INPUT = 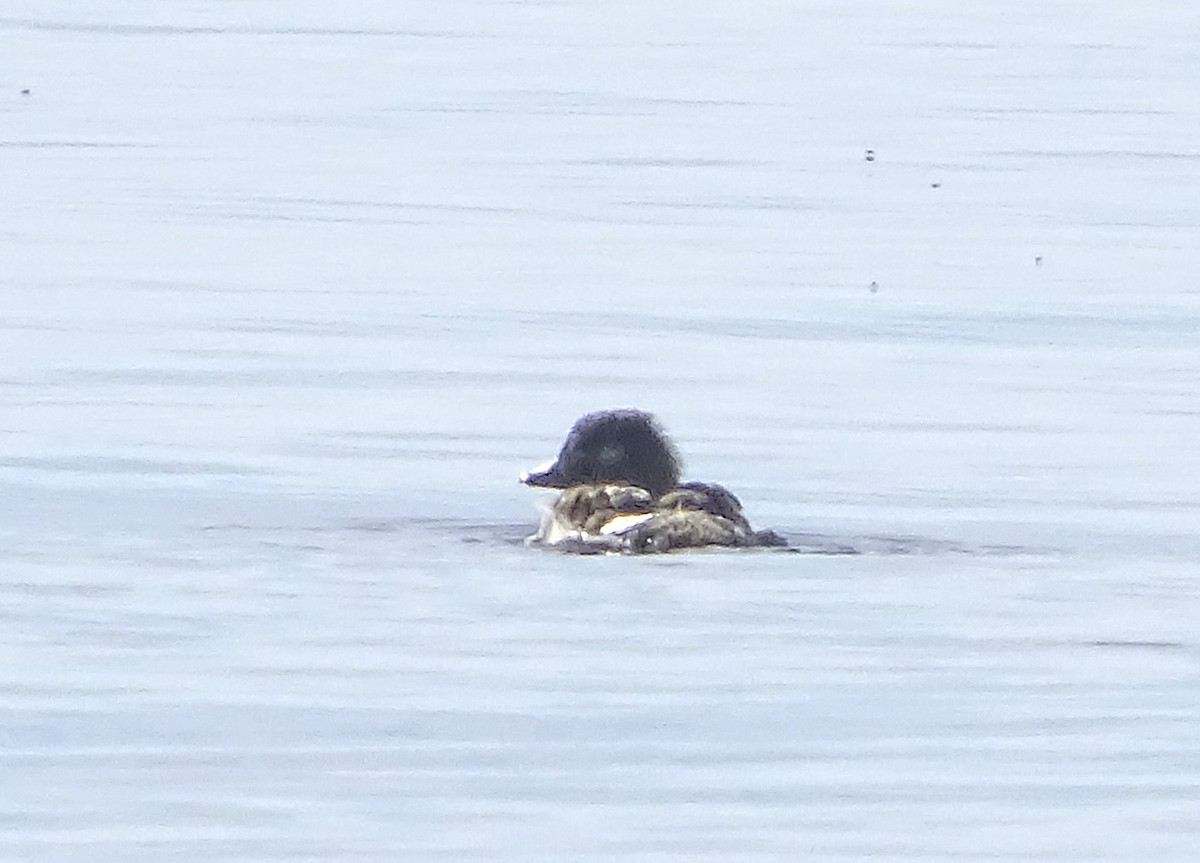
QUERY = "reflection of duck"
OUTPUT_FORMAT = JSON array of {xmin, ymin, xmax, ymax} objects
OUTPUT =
[{"xmin": 520, "ymin": 409, "xmax": 786, "ymax": 553}]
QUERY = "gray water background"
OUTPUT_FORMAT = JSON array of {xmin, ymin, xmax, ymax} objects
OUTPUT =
[{"xmin": 3, "ymin": 2, "xmax": 1199, "ymax": 860}]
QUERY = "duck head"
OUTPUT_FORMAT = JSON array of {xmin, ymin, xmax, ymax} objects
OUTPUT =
[{"xmin": 520, "ymin": 409, "xmax": 682, "ymax": 498}]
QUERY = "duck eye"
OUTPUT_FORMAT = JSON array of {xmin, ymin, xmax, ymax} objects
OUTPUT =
[{"xmin": 597, "ymin": 444, "xmax": 624, "ymax": 465}]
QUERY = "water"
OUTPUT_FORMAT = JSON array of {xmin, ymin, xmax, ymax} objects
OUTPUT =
[{"xmin": 3, "ymin": 2, "xmax": 1199, "ymax": 860}]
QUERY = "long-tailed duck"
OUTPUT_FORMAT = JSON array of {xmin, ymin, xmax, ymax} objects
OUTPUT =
[{"xmin": 521, "ymin": 409, "xmax": 786, "ymax": 553}]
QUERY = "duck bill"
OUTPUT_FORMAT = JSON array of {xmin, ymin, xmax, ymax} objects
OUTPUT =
[{"xmin": 519, "ymin": 461, "xmax": 566, "ymax": 488}]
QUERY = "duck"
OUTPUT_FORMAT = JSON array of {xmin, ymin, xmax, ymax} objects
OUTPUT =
[{"xmin": 520, "ymin": 409, "xmax": 786, "ymax": 553}]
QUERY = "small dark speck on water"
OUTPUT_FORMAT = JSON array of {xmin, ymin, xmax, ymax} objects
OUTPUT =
[{"xmin": 864, "ymin": 149, "xmax": 876, "ymax": 162}]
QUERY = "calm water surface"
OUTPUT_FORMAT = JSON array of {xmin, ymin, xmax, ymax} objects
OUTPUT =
[{"xmin": 3, "ymin": 2, "xmax": 1199, "ymax": 860}]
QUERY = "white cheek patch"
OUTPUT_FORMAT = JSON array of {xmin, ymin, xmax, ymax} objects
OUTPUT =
[
  {"xmin": 599, "ymin": 513, "xmax": 654, "ymax": 536},
  {"xmin": 597, "ymin": 444, "xmax": 624, "ymax": 466}
]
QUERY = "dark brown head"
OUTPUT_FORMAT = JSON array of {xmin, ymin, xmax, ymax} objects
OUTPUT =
[{"xmin": 520, "ymin": 409, "xmax": 682, "ymax": 498}]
